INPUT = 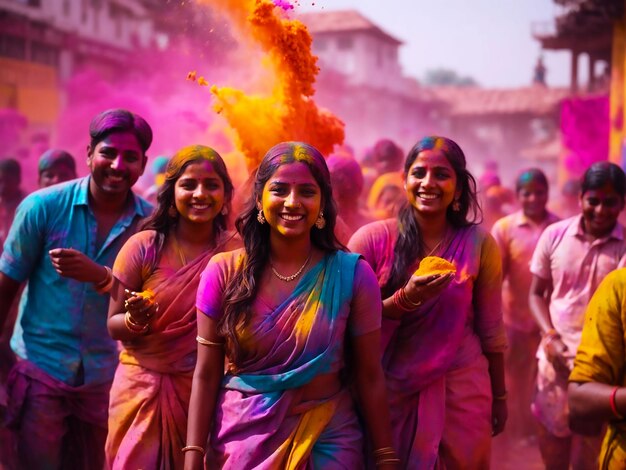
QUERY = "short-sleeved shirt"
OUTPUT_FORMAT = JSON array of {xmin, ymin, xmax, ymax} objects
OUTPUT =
[
  {"xmin": 0, "ymin": 176, "xmax": 152, "ymax": 386},
  {"xmin": 196, "ymin": 249, "xmax": 381, "ymax": 372},
  {"xmin": 530, "ymin": 214, "xmax": 626, "ymax": 358},
  {"xmin": 491, "ymin": 210, "xmax": 560, "ymax": 332}
]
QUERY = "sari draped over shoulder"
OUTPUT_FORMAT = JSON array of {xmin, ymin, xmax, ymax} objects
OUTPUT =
[
  {"xmin": 210, "ymin": 251, "xmax": 364, "ymax": 469},
  {"xmin": 350, "ymin": 221, "xmax": 505, "ymax": 469},
  {"xmin": 106, "ymin": 233, "xmax": 228, "ymax": 470}
]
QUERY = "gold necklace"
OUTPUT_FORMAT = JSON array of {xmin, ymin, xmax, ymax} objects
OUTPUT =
[
  {"xmin": 170, "ymin": 234, "xmax": 187, "ymax": 266},
  {"xmin": 270, "ymin": 253, "xmax": 312, "ymax": 282},
  {"xmin": 421, "ymin": 228, "xmax": 449, "ymax": 257}
]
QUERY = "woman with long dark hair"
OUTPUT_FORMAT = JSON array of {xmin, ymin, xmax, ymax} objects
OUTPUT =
[
  {"xmin": 349, "ymin": 136, "xmax": 507, "ymax": 469},
  {"xmin": 105, "ymin": 145, "xmax": 238, "ymax": 469},
  {"xmin": 185, "ymin": 142, "xmax": 396, "ymax": 469}
]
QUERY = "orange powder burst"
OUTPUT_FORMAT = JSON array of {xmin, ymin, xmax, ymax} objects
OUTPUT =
[{"xmin": 198, "ymin": 0, "xmax": 344, "ymax": 170}]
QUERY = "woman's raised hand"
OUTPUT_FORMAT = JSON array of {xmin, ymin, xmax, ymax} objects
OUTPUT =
[
  {"xmin": 403, "ymin": 271, "xmax": 455, "ymax": 306},
  {"xmin": 124, "ymin": 289, "xmax": 159, "ymax": 325}
]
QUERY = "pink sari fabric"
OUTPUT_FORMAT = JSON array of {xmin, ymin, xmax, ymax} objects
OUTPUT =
[
  {"xmin": 105, "ymin": 231, "xmax": 237, "ymax": 470},
  {"xmin": 349, "ymin": 220, "xmax": 505, "ymax": 468}
]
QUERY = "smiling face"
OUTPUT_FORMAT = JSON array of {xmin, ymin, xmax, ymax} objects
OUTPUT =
[
  {"xmin": 405, "ymin": 149, "xmax": 459, "ymax": 218},
  {"xmin": 87, "ymin": 131, "xmax": 146, "ymax": 196},
  {"xmin": 580, "ymin": 183, "xmax": 625, "ymax": 238},
  {"xmin": 173, "ymin": 160, "xmax": 226, "ymax": 226},
  {"xmin": 259, "ymin": 162, "xmax": 322, "ymax": 240},
  {"xmin": 517, "ymin": 179, "xmax": 548, "ymax": 221}
]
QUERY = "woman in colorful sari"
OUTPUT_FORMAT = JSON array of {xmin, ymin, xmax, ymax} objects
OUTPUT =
[
  {"xmin": 105, "ymin": 145, "xmax": 239, "ymax": 469},
  {"xmin": 185, "ymin": 142, "xmax": 397, "ymax": 469},
  {"xmin": 349, "ymin": 136, "xmax": 507, "ymax": 469}
]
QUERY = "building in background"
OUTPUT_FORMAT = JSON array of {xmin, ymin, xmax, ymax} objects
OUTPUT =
[
  {"xmin": 533, "ymin": 0, "xmax": 624, "ymax": 180},
  {"xmin": 298, "ymin": 9, "xmax": 445, "ymax": 157},
  {"xmin": 0, "ymin": 0, "xmax": 166, "ymax": 172},
  {"xmin": 431, "ymin": 86, "xmax": 570, "ymax": 182}
]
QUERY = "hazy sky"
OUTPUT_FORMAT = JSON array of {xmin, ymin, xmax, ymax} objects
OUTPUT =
[{"xmin": 299, "ymin": 0, "xmax": 577, "ymax": 88}]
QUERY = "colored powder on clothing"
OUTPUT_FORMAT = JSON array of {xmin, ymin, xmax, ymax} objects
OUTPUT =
[{"xmin": 198, "ymin": 0, "xmax": 344, "ymax": 170}]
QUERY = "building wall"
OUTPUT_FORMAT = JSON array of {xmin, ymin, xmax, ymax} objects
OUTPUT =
[
  {"xmin": 311, "ymin": 30, "xmax": 403, "ymax": 92},
  {"xmin": 0, "ymin": 0, "xmax": 157, "ymax": 128}
]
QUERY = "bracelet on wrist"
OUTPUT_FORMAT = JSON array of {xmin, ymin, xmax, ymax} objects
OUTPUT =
[
  {"xmin": 392, "ymin": 288, "xmax": 422, "ymax": 312},
  {"xmin": 94, "ymin": 266, "xmax": 114, "ymax": 294},
  {"xmin": 493, "ymin": 391, "xmax": 507, "ymax": 401},
  {"xmin": 610, "ymin": 386, "xmax": 624, "ymax": 420},
  {"xmin": 124, "ymin": 311, "xmax": 149, "ymax": 334},
  {"xmin": 373, "ymin": 447, "xmax": 400, "ymax": 467},
  {"xmin": 181, "ymin": 445, "xmax": 205, "ymax": 455}
]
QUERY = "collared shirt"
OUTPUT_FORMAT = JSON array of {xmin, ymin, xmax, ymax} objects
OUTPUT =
[
  {"xmin": 491, "ymin": 210, "xmax": 560, "ymax": 332},
  {"xmin": 530, "ymin": 214, "xmax": 626, "ymax": 358},
  {"xmin": 0, "ymin": 176, "xmax": 152, "ymax": 386}
]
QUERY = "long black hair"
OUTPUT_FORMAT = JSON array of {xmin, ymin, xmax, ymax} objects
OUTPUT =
[
  {"xmin": 218, "ymin": 141, "xmax": 343, "ymax": 367},
  {"xmin": 382, "ymin": 136, "xmax": 481, "ymax": 297},
  {"xmin": 140, "ymin": 145, "xmax": 234, "ymax": 240}
]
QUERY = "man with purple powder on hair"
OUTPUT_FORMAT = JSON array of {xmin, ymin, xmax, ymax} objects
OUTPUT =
[{"xmin": 0, "ymin": 109, "xmax": 153, "ymax": 469}]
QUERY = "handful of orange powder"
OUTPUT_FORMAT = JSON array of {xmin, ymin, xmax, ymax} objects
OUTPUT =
[{"xmin": 414, "ymin": 256, "xmax": 456, "ymax": 277}]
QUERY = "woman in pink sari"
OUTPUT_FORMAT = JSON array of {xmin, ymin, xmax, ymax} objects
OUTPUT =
[
  {"xmin": 185, "ymin": 142, "xmax": 397, "ymax": 469},
  {"xmin": 105, "ymin": 145, "xmax": 239, "ymax": 469},
  {"xmin": 349, "ymin": 136, "xmax": 507, "ymax": 469}
]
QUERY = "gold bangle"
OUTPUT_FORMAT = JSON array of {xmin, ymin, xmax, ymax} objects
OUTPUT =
[
  {"xmin": 373, "ymin": 447, "xmax": 396, "ymax": 456},
  {"xmin": 196, "ymin": 335, "xmax": 225, "ymax": 347},
  {"xmin": 181, "ymin": 445, "xmax": 205, "ymax": 455},
  {"xmin": 376, "ymin": 458, "xmax": 401, "ymax": 466},
  {"xmin": 493, "ymin": 391, "xmax": 507, "ymax": 401},
  {"xmin": 124, "ymin": 311, "xmax": 149, "ymax": 334},
  {"xmin": 126, "ymin": 311, "xmax": 149, "ymax": 327},
  {"xmin": 94, "ymin": 266, "xmax": 114, "ymax": 294}
]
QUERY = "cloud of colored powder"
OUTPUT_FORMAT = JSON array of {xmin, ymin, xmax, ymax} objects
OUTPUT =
[{"xmin": 197, "ymin": 0, "xmax": 344, "ymax": 170}]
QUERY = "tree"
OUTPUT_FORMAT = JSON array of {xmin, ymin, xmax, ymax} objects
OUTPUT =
[{"xmin": 423, "ymin": 68, "xmax": 479, "ymax": 87}]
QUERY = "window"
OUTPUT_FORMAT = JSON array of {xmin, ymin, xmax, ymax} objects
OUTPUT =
[
  {"xmin": 110, "ymin": 5, "xmax": 122, "ymax": 37},
  {"xmin": 315, "ymin": 38, "xmax": 327, "ymax": 51},
  {"xmin": 32, "ymin": 42, "xmax": 59, "ymax": 66},
  {"xmin": 0, "ymin": 34, "xmax": 26, "ymax": 60},
  {"xmin": 337, "ymin": 36, "xmax": 353, "ymax": 50}
]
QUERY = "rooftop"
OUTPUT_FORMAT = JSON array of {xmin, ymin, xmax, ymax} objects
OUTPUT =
[
  {"xmin": 431, "ymin": 86, "xmax": 571, "ymax": 117},
  {"xmin": 297, "ymin": 10, "xmax": 403, "ymax": 45}
]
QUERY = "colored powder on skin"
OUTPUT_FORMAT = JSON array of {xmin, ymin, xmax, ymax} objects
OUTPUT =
[{"xmin": 198, "ymin": 0, "xmax": 344, "ymax": 170}]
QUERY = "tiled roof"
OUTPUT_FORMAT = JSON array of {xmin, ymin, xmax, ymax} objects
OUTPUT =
[
  {"xmin": 297, "ymin": 10, "xmax": 403, "ymax": 45},
  {"xmin": 430, "ymin": 85, "xmax": 571, "ymax": 116}
]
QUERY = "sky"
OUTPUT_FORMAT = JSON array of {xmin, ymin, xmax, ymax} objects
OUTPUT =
[{"xmin": 298, "ymin": 0, "xmax": 578, "ymax": 88}]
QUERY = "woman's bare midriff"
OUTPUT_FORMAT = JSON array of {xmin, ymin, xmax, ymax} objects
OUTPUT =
[{"xmin": 299, "ymin": 371, "xmax": 342, "ymax": 401}]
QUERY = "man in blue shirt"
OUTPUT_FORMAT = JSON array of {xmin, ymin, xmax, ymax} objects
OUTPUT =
[{"xmin": 0, "ymin": 109, "xmax": 153, "ymax": 469}]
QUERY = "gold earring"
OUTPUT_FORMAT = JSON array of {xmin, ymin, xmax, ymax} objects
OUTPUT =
[
  {"xmin": 221, "ymin": 206, "xmax": 228, "ymax": 216},
  {"xmin": 452, "ymin": 199, "xmax": 461, "ymax": 212},
  {"xmin": 257, "ymin": 209, "xmax": 266, "ymax": 224},
  {"xmin": 315, "ymin": 211, "xmax": 326, "ymax": 229}
]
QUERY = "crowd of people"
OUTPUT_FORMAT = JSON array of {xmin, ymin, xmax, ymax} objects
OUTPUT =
[{"xmin": 0, "ymin": 108, "xmax": 625, "ymax": 470}]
